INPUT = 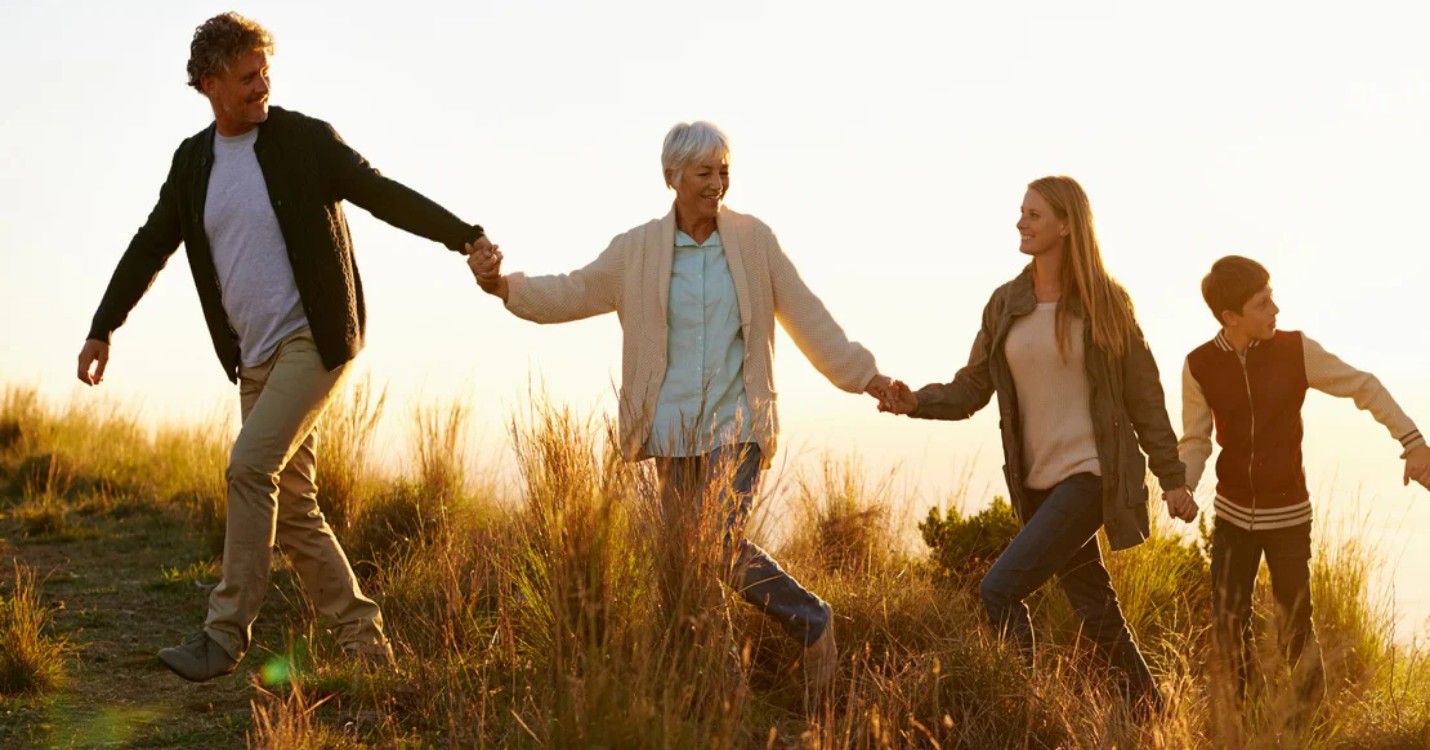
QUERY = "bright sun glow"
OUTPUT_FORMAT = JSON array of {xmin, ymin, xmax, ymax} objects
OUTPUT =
[{"xmin": 2, "ymin": 1, "xmax": 1428, "ymax": 634}]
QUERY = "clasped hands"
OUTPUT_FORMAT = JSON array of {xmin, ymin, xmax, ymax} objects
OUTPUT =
[
  {"xmin": 463, "ymin": 236, "xmax": 506, "ymax": 299},
  {"xmin": 1162, "ymin": 485, "xmax": 1198, "ymax": 523},
  {"xmin": 866, "ymin": 377, "xmax": 918, "ymax": 415}
]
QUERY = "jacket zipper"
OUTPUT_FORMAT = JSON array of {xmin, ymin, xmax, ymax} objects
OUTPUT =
[{"xmin": 1237, "ymin": 348, "xmax": 1257, "ymax": 530}]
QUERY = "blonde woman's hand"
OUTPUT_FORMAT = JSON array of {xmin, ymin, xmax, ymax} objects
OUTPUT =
[
  {"xmin": 877, "ymin": 379, "xmax": 919, "ymax": 415},
  {"xmin": 1162, "ymin": 486, "xmax": 1198, "ymax": 522}
]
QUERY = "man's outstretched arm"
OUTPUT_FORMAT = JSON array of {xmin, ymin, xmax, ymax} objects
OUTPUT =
[
  {"xmin": 81, "ymin": 153, "xmax": 186, "ymax": 385},
  {"xmin": 315, "ymin": 119, "xmax": 484, "ymax": 252}
]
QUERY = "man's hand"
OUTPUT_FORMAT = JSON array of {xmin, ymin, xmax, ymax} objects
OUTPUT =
[
  {"xmin": 1162, "ymin": 485, "xmax": 1199, "ymax": 523},
  {"xmin": 877, "ymin": 379, "xmax": 919, "ymax": 415},
  {"xmin": 77, "ymin": 339, "xmax": 109, "ymax": 386},
  {"xmin": 463, "ymin": 235, "xmax": 494, "ymax": 257},
  {"xmin": 464, "ymin": 241, "xmax": 508, "ymax": 301},
  {"xmin": 1405, "ymin": 444, "xmax": 1430, "ymax": 490}
]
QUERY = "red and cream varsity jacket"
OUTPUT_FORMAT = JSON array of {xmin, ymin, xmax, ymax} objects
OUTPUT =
[{"xmin": 1178, "ymin": 330, "xmax": 1424, "ymax": 530}]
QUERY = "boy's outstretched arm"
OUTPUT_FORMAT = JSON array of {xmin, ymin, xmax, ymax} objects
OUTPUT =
[{"xmin": 1303, "ymin": 335, "xmax": 1427, "ymax": 489}]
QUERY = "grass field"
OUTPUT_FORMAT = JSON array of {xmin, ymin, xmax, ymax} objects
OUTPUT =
[{"xmin": 1, "ymin": 382, "xmax": 1428, "ymax": 748}]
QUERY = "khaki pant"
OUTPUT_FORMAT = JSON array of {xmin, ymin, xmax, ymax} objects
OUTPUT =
[{"xmin": 203, "ymin": 331, "xmax": 387, "ymax": 660}]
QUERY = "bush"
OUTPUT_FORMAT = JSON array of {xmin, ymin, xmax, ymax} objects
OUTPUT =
[
  {"xmin": 0, "ymin": 417, "xmax": 21, "ymax": 453},
  {"xmin": 918, "ymin": 496, "xmax": 1020, "ymax": 580}
]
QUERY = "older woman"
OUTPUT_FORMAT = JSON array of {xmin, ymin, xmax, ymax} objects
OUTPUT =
[{"xmin": 466, "ymin": 121, "xmax": 890, "ymax": 687}]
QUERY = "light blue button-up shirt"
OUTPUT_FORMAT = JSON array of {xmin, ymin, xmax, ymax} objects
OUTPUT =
[{"xmin": 646, "ymin": 230, "xmax": 754, "ymax": 457}]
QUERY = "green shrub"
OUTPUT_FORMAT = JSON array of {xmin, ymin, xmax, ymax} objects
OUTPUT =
[{"xmin": 918, "ymin": 496, "xmax": 1020, "ymax": 579}]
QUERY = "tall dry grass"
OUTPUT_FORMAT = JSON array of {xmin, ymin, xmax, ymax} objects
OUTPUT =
[
  {"xmin": 783, "ymin": 455, "xmax": 902, "ymax": 576},
  {"xmin": 247, "ymin": 678, "xmax": 363, "ymax": 750},
  {"xmin": 4, "ymin": 384, "xmax": 1430, "ymax": 748},
  {"xmin": 0, "ymin": 561, "xmax": 67, "ymax": 696},
  {"xmin": 1, "ymin": 385, "xmax": 229, "ymax": 554},
  {"xmin": 315, "ymin": 374, "xmax": 388, "ymax": 538}
]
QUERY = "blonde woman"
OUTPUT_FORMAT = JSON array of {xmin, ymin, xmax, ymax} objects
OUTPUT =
[
  {"xmin": 466, "ymin": 121, "xmax": 893, "ymax": 688},
  {"xmin": 880, "ymin": 176, "xmax": 1196, "ymax": 712}
]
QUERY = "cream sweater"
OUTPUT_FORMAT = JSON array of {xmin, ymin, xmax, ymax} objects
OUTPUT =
[
  {"xmin": 504, "ymin": 205, "xmax": 878, "ymax": 463},
  {"xmin": 1004, "ymin": 303, "xmax": 1101, "ymax": 489}
]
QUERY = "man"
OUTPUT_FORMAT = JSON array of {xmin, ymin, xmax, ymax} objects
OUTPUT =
[
  {"xmin": 1179, "ymin": 255, "xmax": 1430, "ymax": 707},
  {"xmin": 77, "ymin": 12, "xmax": 492, "ymax": 682}
]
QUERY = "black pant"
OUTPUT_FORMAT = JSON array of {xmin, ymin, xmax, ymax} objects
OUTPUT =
[{"xmin": 1210, "ymin": 518, "xmax": 1324, "ymax": 703}]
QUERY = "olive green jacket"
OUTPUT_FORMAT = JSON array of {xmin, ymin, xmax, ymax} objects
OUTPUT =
[{"xmin": 911, "ymin": 268, "xmax": 1186, "ymax": 550}]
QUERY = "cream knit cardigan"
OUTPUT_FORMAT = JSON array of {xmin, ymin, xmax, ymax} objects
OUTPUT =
[{"xmin": 504, "ymin": 205, "xmax": 878, "ymax": 464}]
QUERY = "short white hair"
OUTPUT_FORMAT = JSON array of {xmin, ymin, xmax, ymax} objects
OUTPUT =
[{"xmin": 661, "ymin": 121, "xmax": 730, "ymax": 188}]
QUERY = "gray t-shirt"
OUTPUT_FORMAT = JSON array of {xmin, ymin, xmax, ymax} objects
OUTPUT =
[{"xmin": 204, "ymin": 128, "xmax": 309, "ymax": 367}]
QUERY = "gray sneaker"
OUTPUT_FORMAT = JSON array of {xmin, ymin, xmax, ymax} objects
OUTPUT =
[{"xmin": 157, "ymin": 631, "xmax": 239, "ymax": 682}]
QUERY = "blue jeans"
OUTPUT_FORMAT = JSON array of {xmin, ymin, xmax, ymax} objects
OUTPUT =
[
  {"xmin": 980, "ymin": 473, "xmax": 1158, "ymax": 704},
  {"xmin": 654, "ymin": 443, "xmax": 830, "ymax": 646}
]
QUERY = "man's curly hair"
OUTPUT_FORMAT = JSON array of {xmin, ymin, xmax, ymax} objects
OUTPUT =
[{"xmin": 186, "ymin": 12, "xmax": 274, "ymax": 93}]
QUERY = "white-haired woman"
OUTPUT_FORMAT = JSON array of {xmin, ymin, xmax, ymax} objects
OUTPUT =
[{"xmin": 466, "ymin": 121, "xmax": 891, "ymax": 687}]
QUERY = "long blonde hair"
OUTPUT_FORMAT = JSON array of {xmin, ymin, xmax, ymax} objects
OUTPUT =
[{"xmin": 1028, "ymin": 176, "xmax": 1135, "ymax": 360}]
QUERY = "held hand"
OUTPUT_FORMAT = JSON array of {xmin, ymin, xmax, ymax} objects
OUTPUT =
[
  {"xmin": 465, "ymin": 243, "xmax": 508, "ymax": 300},
  {"xmin": 864, "ymin": 374, "xmax": 895, "ymax": 403},
  {"xmin": 462, "ymin": 236, "xmax": 494, "ymax": 257},
  {"xmin": 77, "ymin": 339, "xmax": 109, "ymax": 386},
  {"xmin": 877, "ymin": 379, "xmax": 919, "ymax": 415},
  {"xmin": 1405, "ymin": 444, "xmax": 1430, "ymax": 490},
  {"xmin": 1162, "ymin": 486, "xmax": 1199, "ymax": 523}
]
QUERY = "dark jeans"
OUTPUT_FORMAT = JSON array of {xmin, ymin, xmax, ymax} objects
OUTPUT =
[
  {"xmin": 980, "ymin": 473, "xmax": 1159, "ymax": 704},
  {"xmin": 654, "ymin": 443, "xmax": 829, "ymax": 646},
  {"xmin": 1210, "ymin": 518, "xmax": 1324, "ymax": 703}
]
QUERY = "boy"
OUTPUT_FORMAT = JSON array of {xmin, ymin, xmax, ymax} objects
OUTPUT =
[{"xmin": 1179, "ymin": 255, "xmax": 1429, "ymax": 703}]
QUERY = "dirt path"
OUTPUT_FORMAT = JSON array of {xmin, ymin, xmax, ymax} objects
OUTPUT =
[{"xmin": 2, "ymin": 503, "xmax": 285, "ymax": 749}]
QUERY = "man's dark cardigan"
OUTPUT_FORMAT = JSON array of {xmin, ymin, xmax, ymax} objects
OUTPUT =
[{"xmin": 88, "ymin": 106, "xmax": 484, "ymax": 382}]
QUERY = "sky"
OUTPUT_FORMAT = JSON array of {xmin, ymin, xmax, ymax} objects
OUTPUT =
[{"xmin": 2, "ymin": 1, "xmax": 1429, "ymax": 631}]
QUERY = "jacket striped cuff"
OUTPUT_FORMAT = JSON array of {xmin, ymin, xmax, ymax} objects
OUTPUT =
[
  {"xmin": 1400, "ymin": 429, "xmax": 1425, "ymax": 458},
  {"xmin": 1214, "ymin": 495, "xmax": 1313, "ymax": 531}
]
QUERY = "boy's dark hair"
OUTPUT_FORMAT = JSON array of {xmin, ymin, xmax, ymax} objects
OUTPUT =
[{"xmin": 1201, "ymin": 255, "xmax": 1270, "ymax": 323}]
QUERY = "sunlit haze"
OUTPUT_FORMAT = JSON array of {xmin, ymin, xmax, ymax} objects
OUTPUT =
[{"xmin": 2, "ymin": 1, "xmax": 1427, "ymax": 634}]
